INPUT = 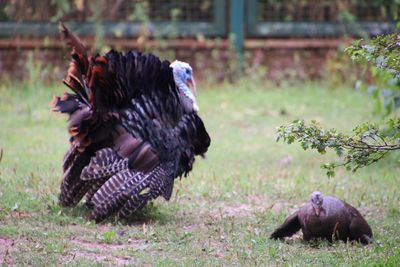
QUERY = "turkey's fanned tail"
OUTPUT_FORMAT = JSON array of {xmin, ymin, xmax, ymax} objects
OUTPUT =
[
  {"xmin": 59, "ymin": 21, "xmax": 87, "ymax": 57},
  {"xmin": 59, "ymin": 22, "xmax": 90, "ymax": 104}
]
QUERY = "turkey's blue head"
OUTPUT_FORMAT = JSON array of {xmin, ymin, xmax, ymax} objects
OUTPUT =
[{"xmin": 170, "ymin": 60, "xmax": 199, "ymax": 112}]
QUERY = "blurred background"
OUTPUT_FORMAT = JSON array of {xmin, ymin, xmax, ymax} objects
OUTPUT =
[
  {"xmin": 1, "ymin": 2, "xmax": 400, "ymax": 265},
  {"xmin": 0, "ymin": 0, "xmax": 398, "ymax": 83}
]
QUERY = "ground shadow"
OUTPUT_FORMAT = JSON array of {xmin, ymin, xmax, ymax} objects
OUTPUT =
[{"xmin": 57, "ymin": 201, "xmax": 172, "ymax": 226}]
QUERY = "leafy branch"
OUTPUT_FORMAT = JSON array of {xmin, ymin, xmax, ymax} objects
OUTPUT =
[
  {"xmin": 346, "ymin": 34, "xmax": 400, "ymax": 115},
  {"xmin": 346, "ymin": 34, "xmax": 400, "ymax": 74},
  {"xmin": 277, "ymin": 34, "xmax": 400, "ymax": 176},
  {"xmin": 276, "ymin": 119, "xmax": 400, "ymax": 177}
]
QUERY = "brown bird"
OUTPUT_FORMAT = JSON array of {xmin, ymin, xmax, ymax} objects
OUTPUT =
[{"xmin": 270, "ymin": 191, "xmax": 373, "ymax": 244}]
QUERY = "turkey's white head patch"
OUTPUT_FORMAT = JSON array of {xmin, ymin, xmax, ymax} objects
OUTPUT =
[{"xmin": 170, "ymin": 60, "xmax": 199, "ymax": 112}]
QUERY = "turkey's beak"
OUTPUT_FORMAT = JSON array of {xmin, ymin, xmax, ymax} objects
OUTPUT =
[{"xmin": 186, "ymin": 77, "xmax": 197, "ymax": 96}]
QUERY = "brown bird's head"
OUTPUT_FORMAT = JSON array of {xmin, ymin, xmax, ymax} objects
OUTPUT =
[{"xmin": 311, "ymin": 191, "xmax": 324, "ymax": 216}]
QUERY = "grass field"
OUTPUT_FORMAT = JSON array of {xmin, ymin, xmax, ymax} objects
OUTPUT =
[{"xmin": 0, "ymin": 80, "xmax": 399, "ymax": 266}]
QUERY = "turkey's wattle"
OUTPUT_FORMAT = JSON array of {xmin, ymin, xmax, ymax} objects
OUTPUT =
[{"xmin": 51, "ymin": 22, "xmax": 211, "ymax": 222}]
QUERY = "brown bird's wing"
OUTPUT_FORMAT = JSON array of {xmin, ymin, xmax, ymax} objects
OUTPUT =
[
  {"xmin": 270, "ymin": 211, "xmax": 301, "ymax": 239},
  {"xmin": 345, "ymin": 203, "xmax": 373, "ymax": 244}
]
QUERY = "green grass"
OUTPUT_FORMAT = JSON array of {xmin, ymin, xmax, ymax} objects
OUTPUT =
[{"xmin": 0, "ymin": 80, "xmax": 399, "ymax": 266}]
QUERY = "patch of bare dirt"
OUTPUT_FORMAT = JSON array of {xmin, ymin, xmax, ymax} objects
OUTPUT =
[
  {"xmin": 60, "ymin": 237, "xmax": 148, "ymax": 265},
  {"xmin": 211, "ymin": 199, "xmax": 268, "ymax": 219},
  {"xmin": 209, "ymin": 194, "xmax": 297, "ymax": 219},
  {"xmin": 269, "ymin": 201, "xmax": 288, "ymax": 213},
  {"xmin": 215, "ymin": 204, "xmax": 253, "ymax": 218},
  {"xmin": 0, "ymin": 237, "xmax": 14, "ymax": 265},
  {"xmin": 67, "ymin": 224, "xmax": 89, "ymax": 232},
  {"xmin": 247, "ymin": 194, "xmax": 269, "ymax": 206},
  {"xmin": 60, "ymin": 251, "xmax": 132, "ymax": 266},
  {"xmin": 6, "ymin": 211, "xmax": 31, "ymax": 220},
  {"xmin": 71, "ymin": 239, "xmax": 144, "ymax": 251}
]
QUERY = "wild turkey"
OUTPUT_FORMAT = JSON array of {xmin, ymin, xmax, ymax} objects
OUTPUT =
[
  {"xmin": 270, "ymin": 191, "xmax": 373, "ymax": 244},
  {"xmin": 51, "ymin": 22, "xmax": 211, "ymax": 222}
]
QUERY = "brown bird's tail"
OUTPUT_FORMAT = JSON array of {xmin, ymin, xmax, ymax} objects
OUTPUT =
[{"xmin": 270, "ymin": 211, "xmax": 301, "ymax": 240}]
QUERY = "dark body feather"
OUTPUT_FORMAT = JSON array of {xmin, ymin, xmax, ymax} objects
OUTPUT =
[{"xmin": 52, "ymin": 23, "xmax": 210, "ymax": 222}]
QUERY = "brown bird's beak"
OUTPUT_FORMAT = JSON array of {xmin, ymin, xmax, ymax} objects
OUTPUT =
[
  {"xmin": 186, "ymin": 77, "xmax": 197, "ymax": 96},
  {"xmin": 315, "ymin": 206, "xmax": 322, "ymax": 216}
]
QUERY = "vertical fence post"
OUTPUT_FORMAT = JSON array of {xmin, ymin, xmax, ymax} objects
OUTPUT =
[
  {"xmin": 247, "ymin": 0, "xmax": 257, "ymax": 36},
  {"xmin": 230, "ymin": 0, "xmax": 244, "ymax": 71}
]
